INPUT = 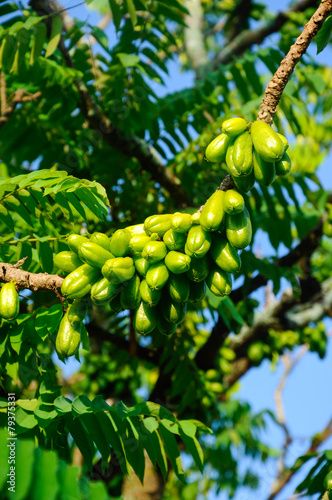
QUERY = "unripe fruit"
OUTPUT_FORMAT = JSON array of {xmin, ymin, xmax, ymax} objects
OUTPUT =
[
  {"xmin": 232, "ymin": 131, "xmax": 253, "ymax": 175},
  {"xmin": 120, "ymin": 275, "xmax": 141, "ymax": 309},
  {"xmin": 67, "ymin": 234, "xmax": 89, "ymax": 254},
  {"xmin": 162, "ymin": 299, "xmax": 187, "ymax": 324},
  {"xmin": 78, "ymin": 242, "xmax": 115, "ymax": 268},
  {"xmin": 167, "ymin": 274, "xmax": 190, "ymax": 304},
  {"xmin": 134, "ymin": 301, "xmax": 157, "ymax": 335},
  {"xmin": 0, "ymin": 283, "xmax": 19, "ymax": 320},
  {"xmin": 251, "ymin": 121, "xmax": 285, "ymax": 163},
  {"xmin": 324, "ymin": 471, "xmax": 332, "ymax": 491},
  {"xmin": 185, "ymin": 225, "xmax": 212, "ymax": 258},
  {"xmin": 200, "ymin": 190, "xmax": 225, "ymax": 231},
  {"xmin": 129, "ymin": 234, "xmax": 158, "ymax": 253},
  {"xmin": 146, "ymin": 261, "xmax": 169, "ymax": 290},
  {"xmin": 171, "ymin": 212, "xmax": 193, "ymax": 233},
  {"xmin": 187, "ymin": 255, "xmax": 210, "ymax": 282},
  {"xmin": 163, "ymin": 229, "xmax": 186, "ymax": 251},
  {"xmin": 191, "ymin": 213, "xmax": 201, "ymax": 224},
  {"xmin": 67, "ymin": 299, "xmax": 87, "ymax": 325},
  {"xmin": 226, "ymin": 207, "xmax": 252, "ymax": 249},
  {"xmin": 140, "ymin": 279, "xmax": 162, "ymax": 307},
  {"xmin": 142, "ymin": 241, "xmax": 167, "ymax": 263},
  {"xmin": 275, "ymin": 151, "xmax": 291, "ymax": 176},
  {"xmin": 61, "ymin": 264, "xmax": 101, "ymax": 299},
  {"xmin": 189, "ymin": 280, "xmax": 207, "ymax": 303},
  {"xmin": 56, "ymin": 313, "xmax": 81, "ymax": 358},
  {"xmin": 133, "ymin": 255, "xmax": 151, "ymax": 276},
  {"xmin": 226, "ymin": 139, "xmax": 243, "ymax": 177},
  {"xmin": 54, "ymin": 251, "xmax": 83, "ymax": 274},
  {"xmin": 277, "ymin": 133, "xmax": 289, "ymax": 151},
  {"xmin": 206, "ymin": 267, "xmax": 232, "ymax": 296},
  {"xmin": 222, "ymin": 117, "xmax": 247, "ymax": 137},
  {"xmin": 165, "ymin": 251, "xmax": 191, "ymax": 274},
  {"xmin": 126, "ymin": 223, "xmax": 147, "ymax": 237},
  {"xmin": 210, "ymin": 237, "xmax": 241, "ymax": 273},
  {"xmin": 109, "ymin": 293, "xmax": 123, "ymax": 313},
  {"xmin": 232, "ymin": 169, "xmax": 255, "ymax": 192},
  {"xmin": 247, "ymin": 341, "xmax": 265, "ymax": 365},
  {"xmin": 101, "ymin": 257, "xmax": 135, "ymax": 284},
  {"xmin": 90, "ymin": 232, "xmax": 111, "ymax": 251},
  {"xmin": 205, "ymin": 133, "xmax": 231, "ymax": 162},
  {"xmin": 157, "ymin": 317, "xmax": 177, "ymax": 335},
  {"xmin": 91, "ymin": 277, "xmax": 120, "ymax": 305},
  {"xmin": 253, "ymin": 150, "xmax": 276, "ymax": 186},
  {"xmin": 110, "ymin": 229, "xmax": 131, "ymax": 257},
  {"xmin": 223, "ymin": 190, "xmax": 244, "ymax": 215},
  {"xmin": 144, "ymin": 214, "xmax": 172, "ymax": 236}
]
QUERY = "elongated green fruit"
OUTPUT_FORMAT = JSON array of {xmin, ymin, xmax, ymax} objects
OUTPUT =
[
  {"xmin": 189, "ymin": 280, "xmax": 206, "ymax": 303},
  {"xmin": 210, "ymin": 237, "xmax": 241, "ymax": 273},
  {"xmin": 157, "ymin": 317, "xmax": 177, "ymax": 336},
  {"xmin": 126, "ymin": 223, "xmax": 147, "ymax": 237},
  {"xmin": 120, "ymin": 275, "xmax": 141, "ymax": 309},
  {"xmin": 67, "ymin": 234, "xmax": 89, "ymax": 254},
  {"xmin": 171, "ymin": 212, "xmax": 192, "ymax": 233},
  {"xmin": 0, "ymin": 283, "xmax": 19, "ymax": 320},
  {"xmin": 275, "ymin": 151, "xmax": 291, "ymax": 176},
  {"xmin": 277, "ymin": 133, "xmax": 289, "ymax": 151},
  {"xmin": 253, "ymin": 150, "xmax": 276, "ymax": 186},
  {"xmin": 142, "ymin": 241, "xmax": 167, "ymax": 263},
  {"xmin": 206, "ymin": 267, "xmax": 232, "ymax": 296},
  {"xmin": 200, "ymin": 190, "xmax": 225, "ymax": 231},
  {"xmin": 61, "ymin": 264, "xmax": 101, "ymax": 299},
  {"xmin": 163, "ymin": 229, "xmax": 186, "ymax": 251},
  {"xmin": 144, "ymin": 214, "xmax": 172, "ymax": 236},
  {"xmin": 222, "ymin": 117, "xmax": 247, "ymax": 137},
  {"xmin": 165, "ymin": 251, "xmax": 191, "ymax": 274},
  {"xmin": 223, "ymin": 190, "xmax": 244, "ymax": 214},
  {"xmin": 205, "ymin": 133, "xmax": 231, "ymax": 162},
  {"xmin": 78, "ymin": 242, "xmax": 115, "ymax": 268},
  {"xmin": 146, "ymin": 261, "xmax": 169, "ymax": 290},
  {"xmin": 187, "ymin": 255, "xmax": 210, "ymax": 282},
  {"xmin": 67, "ymin": 299, "xmax": 87, "ymax": 326},
  {"xmin": 140, "ymin": 279, "xmax": 162, "ymax": 307},
  {"xmin": 232, "ymin": 169, "xmax": 255, "ymax": 192},
  {"xmin": 191, "ymin": 213, "xmax": 201, "ymax": 224},
  {"xmin": 102, "ymin": 257, "xmax": 135, "ymax": 284},
  {"xmin": 134, "ymin": 301, "xmax": 157, "ymax": 335},
  {"xmin": 129, "ymin": 233, "xmax": 158, "ymax": 253},
  {"xmin": 233, "ymin": 131, "xmax": 253, "ymax": 175},
  {"xmin": 133, "ymin": 255, "xmax": 151, "ymax": 277},
  {"xmin": 167, "ymin": 274, "xmax": 190, "ymax": 304},
  {"xmin": 162, "ymin": 299, "xmax": 187, "ymax": 324},
  {"xmin": 225, "ymin": 206, "xmax": 252, "ymax": 249},
  {"xmin": 54, "ymin": 251, "xmax": 83, "ymax": 274},
  {"xmin": 110, "ymin": 229, "xmax": 131, "ymax": 257},
  {"xmin": 109, "ymin": 293, "xmax": 123, "ymax": 313},
  {"xmin": 91, "ymin": 277, "xmax": 120, "ymax": 305},
  {"xmin": 90, "ymin": 232, "xmax": 111, "ymax": 251},
  {"xmin": 185, "ymin": 225, "xmax": 211, "ymax": 258},
  {"xmin": 56, "ymin": 313, "xmax": 81, "ymax": 358},
  {"xmin": 226, "ymin": 139, "xmax": 243, "ymax": 177},
  {"xmin": 251, "ymin": 121, "xmax": 285, "ymax": 162}
]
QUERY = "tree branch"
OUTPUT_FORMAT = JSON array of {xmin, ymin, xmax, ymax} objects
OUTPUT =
[
  {"xmin": 212, "ymin": 0, "xmax": 320, "ymax": 68},
  {"xmin": 0, "ymin": 261, "xmax": 63, "ymax": 292},
  {"xmin": 0, "ymin": 89, "xmax": 42, "ymax": 130},
  {"xmin": 258, "ymin": 0, "xmax": 332, "ymax": 124}
]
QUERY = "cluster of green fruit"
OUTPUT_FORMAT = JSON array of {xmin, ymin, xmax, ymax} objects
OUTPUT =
[
  {"xmin": 0, "ymin": 283, "xmax": 19, "ymax": 321},
  {"xmin": 205, "ymin": 117, "xmax": 291, "ymax": 190},
  {"xmin": 54, "ymin": 189, "xmax": 252, "ymax": 357}
]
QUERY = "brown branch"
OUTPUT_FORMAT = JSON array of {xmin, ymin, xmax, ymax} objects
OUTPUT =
[
  {"xmin": 0, "ymin": 71, "xmax": 6, "ymax": 115},
  {"xmin": 258, "ymin": 0, "xmax": 332, "ymax": 124},
  {"xmin": 0, "ymin": 261, "xmax": 63, "ymax": 292},
  {"xmin": 213, "ymin": 0, "xmax": 320, "ymax": 68},
  {"xmin": 0, "ymin": 90, "xmax": 42, "ymax": 130}
]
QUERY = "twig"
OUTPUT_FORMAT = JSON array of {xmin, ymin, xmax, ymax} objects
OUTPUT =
[
  {"xmin": 0, "ymin": 71, "xmax": 6, "ymax": 115},
  {"xmin": 0, "ymin": 90, "xmax": 42, "ymax": 130},
  {"xmin": 0, "ymin": 261, "xmax": 63, "ymax": 292}
]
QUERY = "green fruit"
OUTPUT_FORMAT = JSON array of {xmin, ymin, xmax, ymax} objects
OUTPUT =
[
  {"xmin": 126, "ymin": 223, "xmax": 147, "ymax": 237},
  {"xmin": 109, "ymin": 293, "xmax": 123, "ymax": 313},
  {"xmin": 91, "ymin": 277, "xmax": 120, "ymax": 305},
  {"xmin": 162, "ymin": 299, "xmax": 187, "ymax": 324},
  {"xmin": 210, "ymin": 237, "xmax": 241, "ymax": 273},
  {"xmin": 54, "ymin": 251, "xmax": 83, "ymax": 273},
  {"xmin": 67, "ymin": 299, "xmax": 87, "ymax": 325},
  {"xmin": 101, "ymin": 257, "xmax": 135, "ymax": 284},
  {"xmin": 56, "ymin": 313, "xmax": 81, "ymax": 358},
  {"xmin": 232, "ymin": 131, "xmax": 253, "ymax": 175},
  {"xmin": 167, "ymin": 274, "xmax": 190, "ymax": 303},
  {"xmin": 247, "ymin": 341, "xmax": 265, "ymax": 365},
  {"xmin": 323, "ymin": 220, "xmax": 332, "ymax": 238},
  {"xmin": 165, "ymin": 251, "xmax": 191, "ymax": 274},
  {"xmin": 226, "ymin": 139, "xmax": 243, "ymax": 177},
  {"xmin": 191, "ymin": 213, "xmax": 201, "ymax": 224},
  {"xmin": 189, "ymin": 280, "xmax": 207, "ymax": 303},
  {"xmin": 253, "ymin": 150, "xmax": 276, "ymax": 186},
  {"xmin": 200, "ymin": 190, "xmax": 225, "ymax": 231},
  {"xmin": 157, "ymin": 317, "xmax": 177, "ymax": 335},
  {"xmin": 0, "ymin": 283, "xmax": 19, "ymax": 320},
  {"xmin": 134, "ymin": 301, "xmax": 157, "ymax": 335},
  {"xmin": 171, "ymin": 212, "xmax": 192, "ymax": 233},
  {"xmin": 110, "ymin": 229, "xmax": 131, "ymax": 257},
  {"xmin": 146, "ymin": 261, "xmax": 169, "ymax": 290},
  {"xmin": 222, "ymin": 117, "xmax": 247, "ymax": 137},
  {"xmin": 61, "ymin": 264, "xmax": 101, "ymax": 299},
  {"xmin": 163, "ymin": 229, "xmax": 186, "ymax": 251},
  {"xmin": 324, "ymin": 471, "xmax": 332, "ymax": 491},
  {"xmin": 185, "ymin": 225, "xmax": 211, "ymax": 259},
  {"xmin": 129, "ymin": 233, "xmax": 158, "ymax": 253},
  {"xmin": 133, "ymin": 255, "xmax": 151, "ymax": 276},
  {"xmin": 187, "ymin": 255, "xmax": 210, "ymax": 282},
  {"xmin": 226, "ymin": 207, "xmax": 252, "ymax": 249},
  {"xmin": 205, "ymin": 133, "xmax": 231, "ymax": 162},
  {"xmin": 144, "ymin": 214, "xmax": 172, "ymax": 236},
  {"xmin": 140, "ymin": 279, "xmax": 162, "ymax": 307},
  {"xmin": 90, "ymin": 232, "xmax": 111, "ymax": 251},
  {"xmin": 206, "ymin": 267, "xmax": 232, "ymax": 296},
  {"xmin": 232, "ymin": 169, "xmax": 255, "ymax": 192},
  {"xmin": 251, "ymin": 121, "xmax": 285, "ymax": 163},
  {"xmin": 223, "ymin": 190, "xmax": 244, "ymax": 215},
  {"xmin": 275, "ymin": 151, "xmax": 291, "ymax": 176},
  {"xmin": 277, "ymin": 133, "xmax": 289, "ymax": 151},
  {"xmin": 78, "ymin": 242, "xmax": 115, "ymax": 268},
  {"xmin": 142, "ymin": 241, "xmax": 167, "ymax": 263},
  {"xmin": 67, "ymin": 234, "xmax": 89, "ymax": 254},
  {"xmin": 120, "ymin": 275, "xmax": 141, "ymax": 309}
]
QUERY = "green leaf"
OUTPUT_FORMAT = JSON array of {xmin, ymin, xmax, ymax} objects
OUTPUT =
[
  {"xmin": 32, "ymin": 448, "xmax": 59, "ymax": 500},
  {"xmin": 37, "ymin": 240, "xmax": 54, "ymax": 273},
  {"xmin": 108, "ymin": 0, "xmax": 121, "ymax": 31},
  {"xmin": 98, "ymin": 411, "xmax": 129, "ymax": 474},
  {"xmin": 117, "ymin": 52, "xmax": 140, "ymax": 67},
  {"xmin": 54, "ymin": 396, "xmax": 72, "ymax": 415},
  {"xmin": 179, "ymin": 420, "xmax": 196, "ymax": 438},
  {"xmin": 124, "ymin": 417, "xmax": 145, "ymax": 482},
  {"xmin": 143, "ymin": 416, "xmax": 159, "ymax": 433},
  {"xmin": 179, "ymin": 429, "xmax": 204, "ymax": 472},
  {"xmin": 65, "ymin": 415, "xmax": 95, "ymax": 469},
  {"xmin": 316, "ymin": 15, "xmax": 332, "ymax": 54},
  {"xmin": 12, "ymin": 439, "xmax": 35, "ymax": 500},
  {"xmin": 72, "ymin": 395, "xmax": 93, "ymax": 416},
  {"xmin": 15, "ymin": 407, "xmax": 38, "ymax": 432},
  {"xmin": 45, "ymin": 15, "xmax": 62, "ymax": 58},
  {"xmin": 80, "ymin": 413, "xmax": 111, "ymax": 468},
  {"xmin": 159, "ymin": 424, "xmax": 184, "ymax": 481},
  {"xmin": 30, "ymin": 22, "xmax": 47, "ymax": 64},
  {"xmin": 125, "ymin": 0, "xmax": 137, "ymax": 27},
  {"xmin": 0, "ymin": 428, "xmax": 9, "ymax": 490}
]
